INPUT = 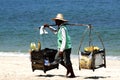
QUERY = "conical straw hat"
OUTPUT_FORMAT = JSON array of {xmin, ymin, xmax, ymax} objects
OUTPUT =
[{"xmin": 52, "ymin": 13, "xmax": 68, "ymax": 22}]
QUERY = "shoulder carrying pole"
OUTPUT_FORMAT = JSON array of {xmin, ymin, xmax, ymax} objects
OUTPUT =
[{"xmin": 50, "ymin": 23, "xmax": 89, "ymax": 27}]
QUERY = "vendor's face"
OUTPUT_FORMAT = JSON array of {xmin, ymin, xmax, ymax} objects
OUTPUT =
[{"xmin": 55, "ymin": 20, "xmax": 64, "ymax": 26}]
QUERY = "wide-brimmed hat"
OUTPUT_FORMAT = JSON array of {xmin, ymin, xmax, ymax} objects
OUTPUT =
[{"xmin": 52, "ymin": 13, "xmax": 68, "ymax": 22}]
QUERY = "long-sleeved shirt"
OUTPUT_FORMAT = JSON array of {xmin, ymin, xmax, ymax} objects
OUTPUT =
[{"xmin": 58, "ymin": 27, "xmax": 66, "ymax": 52}]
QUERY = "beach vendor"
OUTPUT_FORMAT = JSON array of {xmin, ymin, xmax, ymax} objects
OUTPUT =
[{"xmin": 44, "ymin": 13, "xmax": 75, "ymax": 78}]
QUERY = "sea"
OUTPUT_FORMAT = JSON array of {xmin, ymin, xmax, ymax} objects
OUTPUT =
[{"xmin": 0, "ymin": 0, "xmax": 120, "ymax": 60}]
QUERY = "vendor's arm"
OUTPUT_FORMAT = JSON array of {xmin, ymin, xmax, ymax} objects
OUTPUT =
[
  {"xmin": 44, "ymin": 24, "xmax": 57, "ymax": 34},
  {"xmin": 60, "ymin": 28, "xmax": 66, "ymax": 52}
]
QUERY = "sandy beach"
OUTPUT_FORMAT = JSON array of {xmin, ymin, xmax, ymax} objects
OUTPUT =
[{"xmin": 0, "ymin": 55, "xmax": 120, "ymax": 80}]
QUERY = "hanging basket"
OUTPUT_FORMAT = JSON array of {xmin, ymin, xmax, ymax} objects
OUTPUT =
[
  {"xmin": 78, "ymin": 24, "xmax": 106, "ymax": 71},
  {"xmin": 30, "ymin": 48, "xmax": 59, "ymax": 73},
  {"xmin": 29, "ymin": 27, "xmax": 59, "ymax": 73}
]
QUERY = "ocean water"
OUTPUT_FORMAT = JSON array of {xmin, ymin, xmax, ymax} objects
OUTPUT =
[{"xmin": 0, "ymin": 0, "xmax": 120, "ymax": 58}]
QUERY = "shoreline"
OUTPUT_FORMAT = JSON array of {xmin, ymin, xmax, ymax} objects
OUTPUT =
[
  {"xmin": 0, "ymin": 56, "xmax": 120, "ymax": 80},
  {"xmin": 0, "ymin": 51, "xmax": 120, "ymax": 60}
]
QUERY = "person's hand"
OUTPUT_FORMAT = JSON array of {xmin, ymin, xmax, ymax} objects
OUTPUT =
[
  {"xmin": 59, "ymin": 51, "xmax": 63, "ymax": 57},
  {"xmin": 44, "ymin": 24, "xmax": 49, "ymax": 28}
]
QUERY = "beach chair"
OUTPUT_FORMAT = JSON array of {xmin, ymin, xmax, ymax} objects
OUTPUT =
[
  {"xmin": 30, "ymin": 48, "xmax": 59, "ymax": 73},
  {"xmin": 78, "ymin": 24, "xmax": 106, "ymax": 71}
]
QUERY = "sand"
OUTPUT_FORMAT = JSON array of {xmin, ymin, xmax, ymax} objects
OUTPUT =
[{"xmin": 0, "ymin": 56, "xmax": 120, "ymax": 80}]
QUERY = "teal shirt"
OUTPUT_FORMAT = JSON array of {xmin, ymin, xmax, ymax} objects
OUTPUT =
[{"xmin": 57, "ymin": 25, "xmax": 71, "ymax": 50}]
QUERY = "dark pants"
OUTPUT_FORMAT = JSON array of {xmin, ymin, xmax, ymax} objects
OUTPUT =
[
  {"xmin": 53, "ymin": 48, "xmax": 75, "ymax": 77},
  {"xmin": 54, "ymin": 48, "xmax": 72, "ymax": 65}
]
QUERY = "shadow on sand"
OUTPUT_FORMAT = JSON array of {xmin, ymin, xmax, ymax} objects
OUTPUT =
[
  {"xmin": 36, "ymin": 74, "xmax": 80, "ymax": 78},
  {"xmin": 84, "ymin": 76, "xmax": 111, "ymax": 79},
  {"xmin": 36, "ymin": 74, "xmax": 64, "ymax": 77},
  {"xmin": 36, "ymin": 74, "xmax": 110, "ymax": 79}
]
